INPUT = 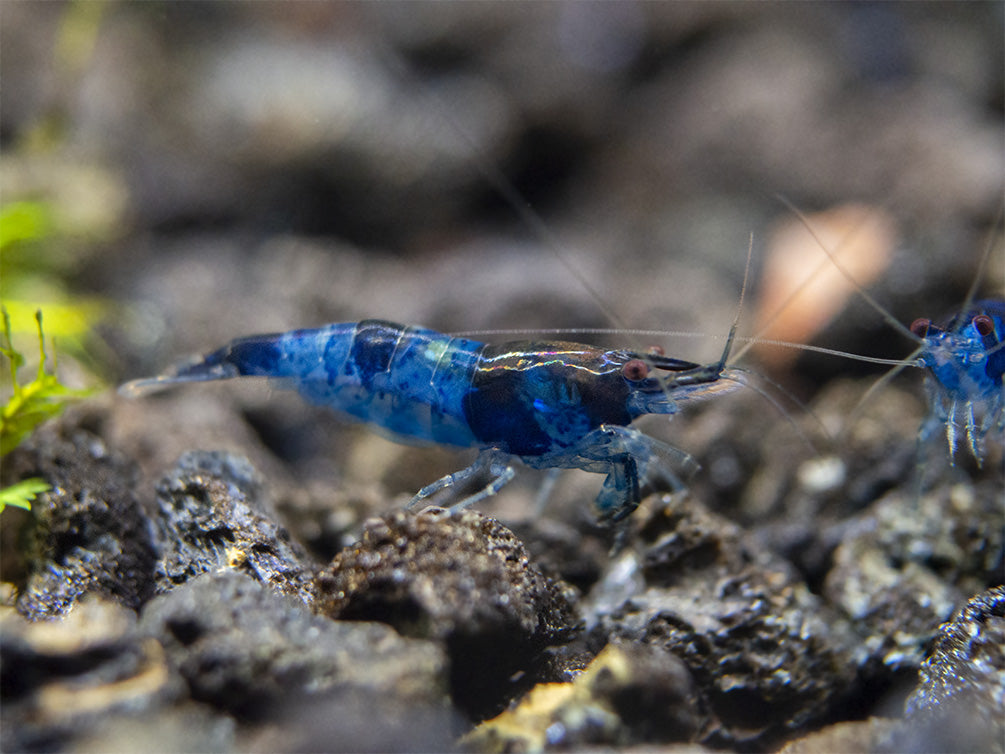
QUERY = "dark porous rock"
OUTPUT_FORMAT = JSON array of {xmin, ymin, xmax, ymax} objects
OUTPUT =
[
  {"xmin": 153, "ymin": 451, "xmax": 317, "ymax": 606},
  {"xmin": 315, "ymin": 508, "xmax": 579, "ymax": 720},
  {"xmin": 0, "ymin": 595, "xmax": 187, "ymax": 752},
  {"xmin": 586, "ymin": 494, "xmax": 857, "ymax": 748},
  {"xmin": 467, "ymin": 642, "xmax": 704, "ymax": 751},
  {"xmin": 824, "ymin": 481, "xmax": 1003, "ymax": 677},
  {"xmin": 4, "ymin": 423, "xmax": 157, "ymax": 620},
  {"xmin": 507, "ymin": 515, "xmax": 611, "ymax": 596},
  {"xmin": 139, "ymin": 570, "xmax": 450, "ymax": 721},
  {"xmin": 894, "ymin": 585, "xmax": 1005, "ymax": 754},
  {"xmin": 590, "ymin": 642, "xmax": 704, "ymax": 744}
]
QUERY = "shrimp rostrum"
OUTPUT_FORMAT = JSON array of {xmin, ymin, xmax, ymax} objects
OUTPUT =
[{"xmin": 122, "ymin": 319, "xmax": 740, "ymax": 523}]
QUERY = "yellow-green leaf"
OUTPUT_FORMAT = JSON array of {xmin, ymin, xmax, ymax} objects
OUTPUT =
[
  {"xmin": 0, "ymin": 477, "xmax": 48, "ymax": 512},
  {"xmin": 1, "ymin": 308, "xmax": 92, "ymax": 457}
]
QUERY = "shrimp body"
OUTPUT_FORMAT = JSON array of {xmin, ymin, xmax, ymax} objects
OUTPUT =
[
  {"xmin": 911, "ymin": 299, "xmax": 1005, "ymax": 463},
  {"xmin": 123, "ymin": 319, "xmax": 739, "ymax": 522}
]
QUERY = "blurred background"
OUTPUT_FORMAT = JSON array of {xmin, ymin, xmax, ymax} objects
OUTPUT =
[{"xmin": 2, "ymin": 1, "xmax": 1002, "ymax": 526}]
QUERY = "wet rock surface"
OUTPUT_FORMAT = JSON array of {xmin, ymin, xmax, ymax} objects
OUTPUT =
[
  {"xmin": 6, "ymin": 406, "xmax": 996, "ymax": 751},
  {"xmin": 585, "ymin": 495, "xmax": 859, "ymax": 748},
  {"xmin": 315, "ymin": 507, "xmax": 579, "ymax": 720},
  {"xmin": 139, "ymin": 570, "xmax": 450, "ymax": 720},
  {"xmin": 467, "ymin": 642, "xmax": 704, "ymax": 751},
  {"xmin": 824, "ymin": 481, "xmax": 1003, "ymax": 678},
  {"xmin": 152, "ymin": 451, "xmax": 318, "ymax": 606},
  {"xmin": 2, "ymin": 3, "xmax": 1003, "ymax": 752},
  {"xmin": 3, "ymin": 425, "xmax": 157, "ymax": 620},
  {"xmin": 898, "ymin": 585, "xmax": 1005, "ymax": 753},
  {"xmin": 0, "ymin": 595, "xmax": 197, "ymax": 753}
]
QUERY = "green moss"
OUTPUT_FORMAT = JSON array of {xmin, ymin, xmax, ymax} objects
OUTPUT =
[{"xmin": 0, "ymin": 308, "xmax": 92, "ymax": 512}]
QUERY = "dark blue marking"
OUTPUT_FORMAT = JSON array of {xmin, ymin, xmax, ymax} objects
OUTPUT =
[
  {"xmin": 464, "ymin": 355, "xmax": 551, "ymax": 455},
  {"xmin": 350, "ymin": 320, "xmax": 402, "ymax": 385},
  {"xmin": 464, "ymin": 343, "xmax": 632, "ymax": 457},
  {"xmin": 987, "ymin": 340, "xmax": 1005, "ymax": 384},
  {"xmin": 185, "ymin": 336, "xmax": 283, "ymax": 378}
]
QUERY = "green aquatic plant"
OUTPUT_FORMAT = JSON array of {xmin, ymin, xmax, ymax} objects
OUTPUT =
[
  {"xmin": 1, "ymin": 478, "xmax": 50, "ymax": 513},
  {"xmin": 0, "ymin": 308, "xmax": 90, "ymax": 512}
]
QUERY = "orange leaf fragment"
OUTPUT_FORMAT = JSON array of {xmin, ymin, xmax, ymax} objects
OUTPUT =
[{"xmin": 753, "ymin": 204, "xmax": 898, "ymax": 369}]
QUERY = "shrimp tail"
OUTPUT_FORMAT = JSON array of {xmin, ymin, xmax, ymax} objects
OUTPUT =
[{"xmin": 118, "ymin": 333, "xmax": 290, "ymax": 397}]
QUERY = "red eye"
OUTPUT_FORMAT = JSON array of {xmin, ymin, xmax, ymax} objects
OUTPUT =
[
  {"xmin": 910, "ymin": 318, "xmax": 932, "ymax": 337},
  {"xmin": 973, "ymin": 314, "xmax": 994, "ymax": 337},
  {"xmin": 622, "ymin": 359, "xmax": 649, "ymax": 381},
  {"xmin": 647, "ymin": 345, "xmax": 665, "ymax": 356}
]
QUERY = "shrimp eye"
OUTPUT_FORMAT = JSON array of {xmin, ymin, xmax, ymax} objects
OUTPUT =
[
  {"xmin": 622, "ymin": 359, "xmax": 649, "ymax": 381},
  {"xmin": 910, "ymin": 318, "xmax": 932, "ymax": 337},
  {"xmin": 647, "ymin": 345, "xmax": 665, "ymax": 357},
  {"xmin": 973, "ymin": 314, "xmax": 994, "ymax": 337}
]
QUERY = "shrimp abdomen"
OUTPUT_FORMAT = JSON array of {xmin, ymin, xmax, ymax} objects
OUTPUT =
[{"xmin": 122, "ymin": 320, "xmax": 485, "ymax": 448}]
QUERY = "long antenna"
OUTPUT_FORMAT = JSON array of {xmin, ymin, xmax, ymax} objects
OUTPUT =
[
  {"xmin": 716, "ymin": 232, "xmax": 754, "ymax": 370},
  {"xmin": 960, "ymin": 199, "xmax": 1005, "ymax": 312},
  {"xmin": 775, "ymin": 196, "xmax": 922, "ymax": 345},
  {"xmin": 372, "ymin": 36, "xmax": 628, "ymax": 333}
]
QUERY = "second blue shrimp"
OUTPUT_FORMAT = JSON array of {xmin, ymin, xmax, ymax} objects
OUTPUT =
[
  {"xmin": 909, "ymin": 299, "xmax": 1005, "ymax": 464},
  {"xmin": 122, "ymin": 320, "xmax": 741, "ymax": 522}
]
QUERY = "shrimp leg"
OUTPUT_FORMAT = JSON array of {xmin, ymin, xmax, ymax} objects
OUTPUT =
[
  {"xmin": 528, "ymin": 424, "xmax": 700, "ymax": 523},
  {"xmin": 407, "ymin": 450, "xmax": 515, "ymax": 511}
]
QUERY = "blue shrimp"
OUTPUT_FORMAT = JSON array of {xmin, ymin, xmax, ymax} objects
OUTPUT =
[
  {"xmin": 908, "ymin": 300, "xmax": 1005, "ymax": 464},
  {"xmin": 121, "ymin": 319, "xmax": 741, "ymax": 523},
  {"xmin": 778, "ymin": 202, "xmax": 1003, "ymax": 466}
]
